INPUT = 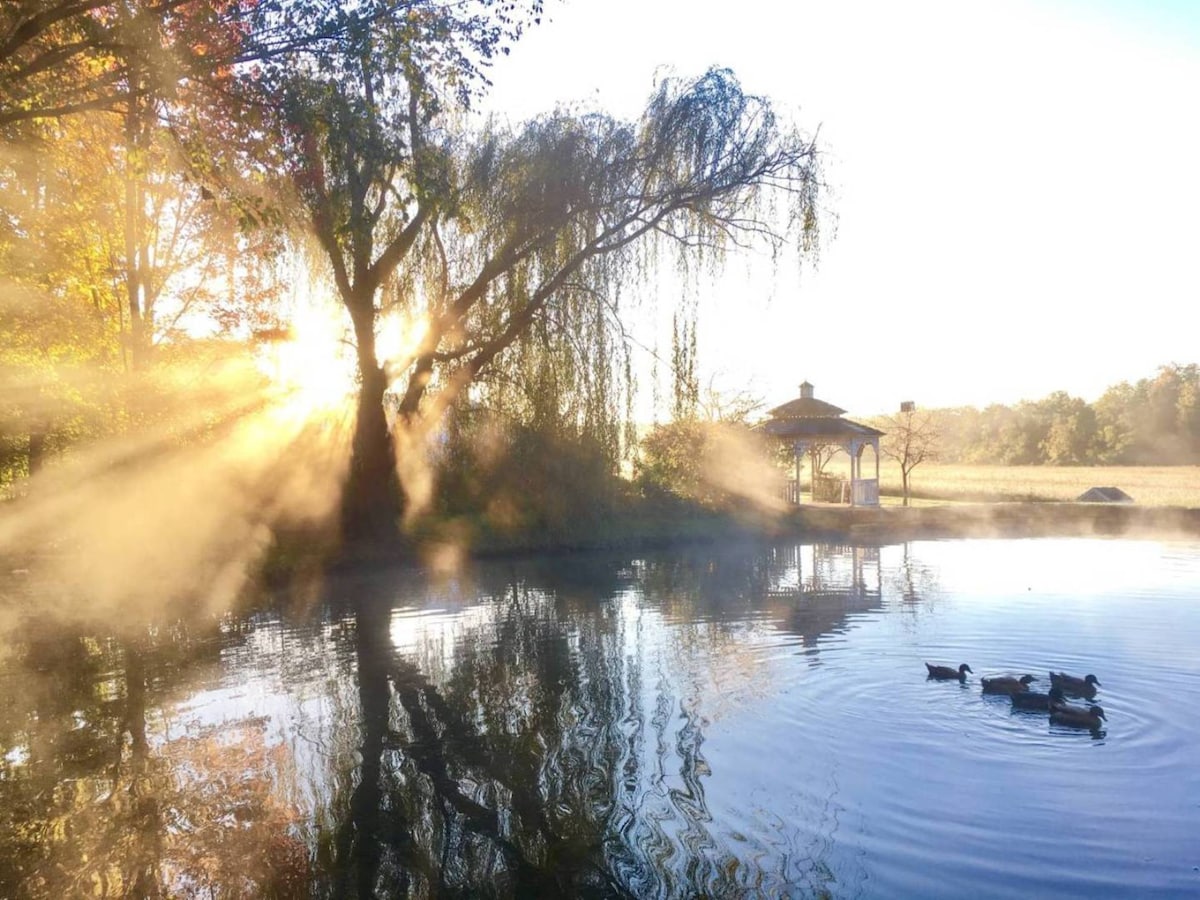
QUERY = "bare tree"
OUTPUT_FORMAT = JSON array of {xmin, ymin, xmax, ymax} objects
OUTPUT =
[
  {"xmin": 880, "ymin": 406, "xmax": 939, "ymax": 506},
  {"xmin": 807, "ymin": 442, "xmax": 839, "ymax": 478},
  {"xmin": 698, "ymin": 376, "xmax": 764, "ymax": 425}
]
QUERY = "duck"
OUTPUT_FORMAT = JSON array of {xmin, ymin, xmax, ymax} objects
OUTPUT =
[
  {"xmin": 980, "ymin": 674, "xmax": 1037, "ymax": 695},
  {"xmin": 1010, "ymin": 685, "xmax": 1066, "ymax": 711},
  {"xmin": 926, "ymin": 662, "xmax": 972, "ymax": 681},
  {"xmin": 1049, "ymin": 671, "xmax": 1101, "ymax": 699},
  {"xmin": 1049, "ymin": 702, "xmax": 1107, "ymax": 730}
]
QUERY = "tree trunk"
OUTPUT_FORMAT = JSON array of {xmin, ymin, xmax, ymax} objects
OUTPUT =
[
  {"xmin": 27, "ymin": 430, "xmax": 46, "ymax": 476},
  {"xmin": 123, "ymin": 91, "xmax": 149, "ymax": 371},
  {"xmin": 341, "ymin": 302, "xmax": 403, "ymax": 544},
  {"xmin": 333, "ymin": 598, "xmax": 394, "ymax": 893},
  {"xmin": 124, "ymin": 640, "xmax": 163, "ymax": 897},
  {"xmin": 902, "ymin": 468, "xmax": 910, "ymax": 507}
]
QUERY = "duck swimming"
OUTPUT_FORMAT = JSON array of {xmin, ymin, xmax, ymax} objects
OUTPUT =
[
  {"xmin": 1011, "ymin": 685, "xmax": 1066, "ymax": 711},
  {"xmin": 926, "ymin": 662, "xmax": 972, "ymax": 681},
  {"xmin": 1049, "ymin": 702, "xmax": 1107, "ymax": 730},
  {"xmin": 981, "ymin": 674, "xmax": 1037, "ymax": 695},
  {"xmin": 1049, "ymin": 672, "xmax": 1101, "ymax": 699}
]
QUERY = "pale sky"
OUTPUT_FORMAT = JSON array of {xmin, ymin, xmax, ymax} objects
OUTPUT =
[{"xmin": 481, "ymin": 0, "xmax": 1200, "ymax": 418}]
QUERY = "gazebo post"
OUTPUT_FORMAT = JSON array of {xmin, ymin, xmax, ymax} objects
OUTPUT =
[
  {"xmin": 794, "ymin": 446, "xmax": 801, "ymax": 504},
  {"xmin": 849, "ymin": 439, "xmax": 859, "ymax": 507}
]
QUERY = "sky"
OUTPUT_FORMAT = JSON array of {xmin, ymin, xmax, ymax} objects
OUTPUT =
[{"xmin": 479, "ymin": 0, "xmax": 1200, "ymax": 418}]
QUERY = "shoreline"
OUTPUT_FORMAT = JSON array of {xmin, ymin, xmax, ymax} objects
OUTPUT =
[
  {"xmin": 777, "ymin": 502, "xmax": 1200, "ymax": 545},
  {"xmin": 329, "ymin": 502, "xmax": 1200, "ymax": 572}
]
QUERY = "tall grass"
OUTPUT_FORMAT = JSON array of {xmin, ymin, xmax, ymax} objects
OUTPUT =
[{"xmin": 876, "ymin": 462, "xmax": 1200, "ymax": 507}]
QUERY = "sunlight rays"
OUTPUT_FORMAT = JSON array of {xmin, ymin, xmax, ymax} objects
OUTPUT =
[
  {"xmin": 0, "ymin": 273, "xmax": 454, "ymax": 634},
  {"xmin": 378, "ymin": 309, "xmax": 429, "ymax": 390},
  {"xmin": 0, "ymin": 353, "xmax": 353, "ymax": 632},
  {"xmin": 0, "ymin": 284, "xmax": 452, "ymax": 631},
  {"xmin": 254, "ymin": 298, "xmax": 358, "ymax": 420}
]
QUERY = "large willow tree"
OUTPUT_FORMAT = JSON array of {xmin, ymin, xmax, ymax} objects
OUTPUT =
[{"xmin": 250, "ymin": 1, "xmax": 823, "ymax": 541}]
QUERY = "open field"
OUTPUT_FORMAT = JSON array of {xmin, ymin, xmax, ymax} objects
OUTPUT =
[{"xmin": 876, "ymin": 462, "xmax": 1200, "ymax": 507}]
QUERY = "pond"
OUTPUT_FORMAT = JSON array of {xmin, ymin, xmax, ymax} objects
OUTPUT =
[{"xmin": 3, "ymin": 537, "xmax": 1200, "ymax": 898}]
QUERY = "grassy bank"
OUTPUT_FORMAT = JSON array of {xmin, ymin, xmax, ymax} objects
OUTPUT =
[
  {"xmin": 286, "ymin": 464, "xmax": 1200, "ymax": 574},
  {"xmin": 353, "ymin": 497, "xmax": 1200, "ymax": 571},
  {"xmin": 875, "ymin": 462, "xmax": 1200, "ymax": 507}
]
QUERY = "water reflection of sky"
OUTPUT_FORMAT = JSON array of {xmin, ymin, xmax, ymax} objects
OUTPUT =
[
  {"xmin": 5, "ymin": 537, "xmax": 1200, "ymax": 898},
  {"xmin": 904, "ymin": 537, "xmax": 1200, "ymax": 595},
  {"xmin": 176, "ymin": 538, "xmax": 1200, "ymax": 896}
]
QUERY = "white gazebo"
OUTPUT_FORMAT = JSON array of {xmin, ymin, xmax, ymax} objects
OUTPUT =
[{"xmin": 757, "ymin": 381, "xmax": 883, "ymax": 507}]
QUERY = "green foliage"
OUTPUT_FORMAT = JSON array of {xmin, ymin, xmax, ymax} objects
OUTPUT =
[
  {"xmin": 4, "ymin": 3, "xmax": 825, "ymax": 537},
  {"xmin": 0, "ymin": 2, "xmax": 257, "ymax": 128},
  {"xmin": 635, "ymin": 418, "xmax": 781, "ymax": 512},
  {"xmin": 430, "ymin": 403, "xmax": 624, "ymax": 541},
  {"xmin": 0, "ymin": 107, "xmax": 280, "ymax": 487},
  {"xmin": 636, "ymin": 419, "xmax": 708, "ymax": 507},
  {"xmin": 811, "ymin": 472, "xmax": 846, "ymax": 503},
  {"xmin": 671, "ymin": 310, "xmax": 699, "ymax": 421}
]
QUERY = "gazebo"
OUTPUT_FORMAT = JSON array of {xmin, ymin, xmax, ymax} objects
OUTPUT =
[{"xmin": 757, "ymin": 381, "xmax": 884, "ymax": 507}]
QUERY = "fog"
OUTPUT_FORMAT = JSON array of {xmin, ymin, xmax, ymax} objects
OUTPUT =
[{"xmin": 0, "ymin": 354, "xmax": 353, "ymax": 634}]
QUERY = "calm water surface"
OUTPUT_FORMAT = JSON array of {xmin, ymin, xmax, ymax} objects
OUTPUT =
[{"xmin": 3, "ymin": 537, "xmax": 1200, "ymax": 898}]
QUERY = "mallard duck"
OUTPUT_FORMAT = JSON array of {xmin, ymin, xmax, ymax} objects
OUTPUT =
[
  {"xmin": 1049, "ymin": 672, "xmax": 1101, "ymax": 699},
  {"xmin": 1011, "ymin": 686, "xmax": 1066, "ymax": 711},
  {"xmin": 1049, "ymin": 702, "xmax": 1106, "ymax": 730},
  {"xmin": 981, "ymin": 674, "xmax": 1037, "ymax": 695},
  {"xmin": 926, "ymin": 662, "xmax": 972, "ymax": 681}
]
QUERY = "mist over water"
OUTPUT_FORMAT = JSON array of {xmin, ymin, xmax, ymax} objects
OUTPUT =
[{"xmin": 3, "ymin": 537, "xmax": 1199, "ymax": 897}]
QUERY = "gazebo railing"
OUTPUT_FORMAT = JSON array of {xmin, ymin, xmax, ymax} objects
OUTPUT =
[
  {"xmin": 784, "ymin": 479, "xmax": 801, "ymax": 505},
  {"xmin": 851, "ymin": 478, "xmax": 880, "ymax": 507},
  {"xmin": 783, "ymin": 478, "xmax": 880, "ymax": 506}
]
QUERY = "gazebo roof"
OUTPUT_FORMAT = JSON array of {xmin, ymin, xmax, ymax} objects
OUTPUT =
[
  {"xmin": 767, "ymin": 396, "xmax": 847, "ymax": 418},
  {"xmin": 757, "ymin": 381, "xmax": 884, "ymax": 442},
  {"xmin": 759, "ymin": 417, "xmax": 884, "ymax": 440},
  {"xmin": 766, "ymin": 379, "xmax": 846, "ymax": 418}
]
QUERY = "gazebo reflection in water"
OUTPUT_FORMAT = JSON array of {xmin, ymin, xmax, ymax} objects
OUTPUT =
[
  {"xmin": 766, "ymin": 543, "xmax": 882, "ymax": 598},
  {"xmin": 757, "ymin": 381, "xmax": 883, "ymax": 507},
  {"xmin": 762, "ymin": 543, "xmax": 884, "ymax": 649}
]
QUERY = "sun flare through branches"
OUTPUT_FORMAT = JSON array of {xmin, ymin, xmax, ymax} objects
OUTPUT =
[
  {"xmin": 253, "ymin": 290, "xmax": 431, "ymax": 425},
  {"xmin": 254, "ymin": 298, "xmax": 357, "ymax": 421}
]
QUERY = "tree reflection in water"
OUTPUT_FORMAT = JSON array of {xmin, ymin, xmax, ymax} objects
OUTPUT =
[
  {"xmin": 0, "ymin": 623, "xmax": 311, "ymax": 898},
  {"xmin": 325, "ymin": 543, "xmax": 876, "ymax": 897},
  {"xmin": 1, "ymin": 542, "xmax": 879, "ymax": 897}
]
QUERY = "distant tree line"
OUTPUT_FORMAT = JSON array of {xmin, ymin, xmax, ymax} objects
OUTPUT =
[{"xmin": 920, "ymin": 364, "xmax": 1200, "ymax": 466}]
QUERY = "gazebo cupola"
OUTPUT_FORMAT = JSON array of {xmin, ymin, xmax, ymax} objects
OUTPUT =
[{"xmin": 757, "ymin": 381, "xmax": 884, "ymax": 507}]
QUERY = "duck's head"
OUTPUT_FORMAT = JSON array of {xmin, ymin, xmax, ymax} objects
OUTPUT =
[
  {"xmin": 1088, "ymin": 705, "xmax": 1106, "ymax": 720},
  {"xmin": 959, "ymin": 664, "xmax": 973, "ymax": 675},
  {"xmin": 1049, "ymin": 686, "xmax": 1066, "ymax": 702},
  {"xmin": 1085, "ymin": 674, "xmax": 1101, "ymax": 686},
  {"xmin": 1019, "ymin": 674, "xmax": 1036, "ymax": 685}
]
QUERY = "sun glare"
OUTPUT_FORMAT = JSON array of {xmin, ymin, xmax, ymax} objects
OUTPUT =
[
  {"xmin": 378, "ymin": 310, "xmax": 429, "ymax": 388},
  {"xmin": 256, "ymin": 299, "xmax": 357, "ymax": 417},
  {"xmin": 253, "ymin": 292, "xmax": 431, "ymax": 425}
]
